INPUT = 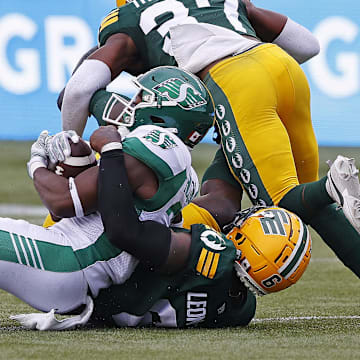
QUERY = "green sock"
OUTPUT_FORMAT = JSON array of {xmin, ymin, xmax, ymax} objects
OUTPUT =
[
  {"xmin": 278, "ymin": 176, "xmax": 332, "ymax": 224},
  {"xmin": 279, "ymin": 178, "xmax": 360, "ymax": 278},
  {"xmin": 310, "ymin": 204, "xmax": 360, "ymax": 277}
]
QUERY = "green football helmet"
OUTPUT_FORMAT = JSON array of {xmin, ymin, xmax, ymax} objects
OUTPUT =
[{"xmin": 102, "ymin": 66, "xmax": 215, "ymax": 148}]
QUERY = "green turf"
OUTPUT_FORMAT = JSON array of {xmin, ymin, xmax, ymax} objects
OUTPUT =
[{"xmin": 0, "ymin": 141, "xmax": 359, "ymax": 360}]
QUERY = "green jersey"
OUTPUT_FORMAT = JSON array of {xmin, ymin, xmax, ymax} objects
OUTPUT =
[
  {"xmin": 91, "ymin": 224, "xmax": 256, "ymax": 328},
  {"xmin": 98, "ymin": 0, "xmax": 257, "ymax": 71}
]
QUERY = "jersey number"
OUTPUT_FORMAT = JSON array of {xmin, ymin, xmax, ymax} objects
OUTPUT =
[{"xmin": 139, "ymin": 0, "xmax": 248, "ymax": 55}]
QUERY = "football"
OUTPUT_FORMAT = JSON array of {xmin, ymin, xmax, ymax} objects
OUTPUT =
[{"xmin": 53, "ymin": 138, "xmax": 97, "ymax": 178}]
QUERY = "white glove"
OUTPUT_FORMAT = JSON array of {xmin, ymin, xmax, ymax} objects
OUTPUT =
[
  {"xmin": 10, "ymin": 296, "xmax": 94, "ymax": 331},
  {"xmin": 46, "ymin": 130, "xmax": 80, "ymax": 164},
  {"xmin": 27, "ymin": 130, "xmax": 50, "ymax": 179}
]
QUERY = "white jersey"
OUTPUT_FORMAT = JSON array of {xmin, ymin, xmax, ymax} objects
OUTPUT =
[
  {"xmin": 40, "ymin": 124, "xmax": 198, "ymax": 298},
  {"xmin": 123, "ymin": 125, "xmax": 199, "ymax": 226}
]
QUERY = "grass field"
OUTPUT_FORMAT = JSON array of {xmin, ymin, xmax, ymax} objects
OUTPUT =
[{"xmin": 0, "ymin": 141, "xmax": 359, "ymax": 360}]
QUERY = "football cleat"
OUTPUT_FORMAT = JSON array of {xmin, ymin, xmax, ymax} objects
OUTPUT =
[
  {"xmin": 326, "ymin": 155, "xmax": 360, "ymax": 233},
  {"xmin": 226, "ymin": 206, "xmax": 311, "ymax": 296}
]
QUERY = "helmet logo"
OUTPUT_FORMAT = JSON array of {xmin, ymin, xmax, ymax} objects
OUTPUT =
[
  {"xmin": 143, "ymin": 129, "xmax": 177, "ymax": 149},
  {"xmin": 153, "ymin": 78, "xmax": 207, "ymax": 110},
  {"xmin": 259, "ymin": 209, "xmax": 289, "ymax": 236},
  {"xmin": 200, "ymin": 230, "xmax": 226, "ymax": 251}
]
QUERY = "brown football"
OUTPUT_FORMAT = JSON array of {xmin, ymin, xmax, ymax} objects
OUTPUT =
[{"xmin": 53, "ymin": 138, "xmax": 97, "ymax": 178}]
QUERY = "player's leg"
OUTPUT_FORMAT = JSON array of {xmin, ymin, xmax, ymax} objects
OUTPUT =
[
  {"xmin": 274, "ymin": 48, "xmax": 319, "ymax": 184},
  {"xmin": 0, "ymin": 217, "xmax": 88, "ymax": 313},
  {"xmin": 205, "ymin": 44, "xmax": 360, "ymax": 277},
  {"xmin": 186, "ymin": 147, "xmax": 243, "ymax": 230},
  {"xmin": 204, "ymin": 44, "xmax": 301, "ymax": 206}
]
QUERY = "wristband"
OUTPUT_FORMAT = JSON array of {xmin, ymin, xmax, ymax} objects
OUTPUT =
[
  {"xmin": 27, "ymin": 156, "xmax": 47, "ymax": 179},
  {"xmin": 101, "ymin": 142, "xmax": 123, "ymax": 153}
]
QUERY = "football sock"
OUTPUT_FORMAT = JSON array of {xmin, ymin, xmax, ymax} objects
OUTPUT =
[
  {"xmin": 278, "ymin": 177, "xmax": 331, "ymax": 223},
  {"xmin": 279, "ymin": 177, "xmax": 360, "ymax": 277},
  {"xmin": 310, "ymin": 204, "xmax": 360, "ymax": 277}
]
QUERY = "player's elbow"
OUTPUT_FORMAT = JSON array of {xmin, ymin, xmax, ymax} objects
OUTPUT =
[
  {"xmin": 298, "ymin": 36, "xmax": 320, "ymax": 63},
  {"xmin": 51, "ymin": 198, "xmax": 77, "ymax": 219},
  {"xmin": 104, "ymin": 218, "xmax": 138, "ymax": 250}
]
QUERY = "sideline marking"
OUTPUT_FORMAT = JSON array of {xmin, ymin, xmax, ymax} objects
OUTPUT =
[
  {"xmin": 252, "ymin": 315, "xmax": 360, "ymax": 323},
  {"xmin": 0, "ymin": 204, "xmax": 47, "ymax": 216}
]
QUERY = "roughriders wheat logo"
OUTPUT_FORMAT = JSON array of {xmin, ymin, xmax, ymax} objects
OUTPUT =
[
  {"xmin": 143, "ymin": 129, "xmax": 177, "ymax": 149},
  {"xmin": 153, "ymin": 78, "xmax": 206, "ymax": 110}
]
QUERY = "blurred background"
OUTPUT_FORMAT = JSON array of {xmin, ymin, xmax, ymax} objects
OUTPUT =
[{"xmin": 0, "ymin": 0, "xmax": 359, "ymax": 144}]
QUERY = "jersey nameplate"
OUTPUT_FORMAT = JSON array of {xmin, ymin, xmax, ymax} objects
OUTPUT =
[{"xmin": 186, "ymin": 292, "xmax": 207, "ymax": 326}]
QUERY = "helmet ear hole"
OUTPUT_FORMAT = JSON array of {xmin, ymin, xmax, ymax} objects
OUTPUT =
[{"xmin": 150, "ymin": 115, "xmax": 165, "ymax": 124}]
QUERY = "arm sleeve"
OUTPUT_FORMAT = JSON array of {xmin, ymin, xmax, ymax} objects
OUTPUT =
[
  {"xmin": 57, "ymin": 46, "xmax": 99, "ymax": 111},
  {"xmin": 61, "ymin": 59, "xmax": 111, "ymax": 136},
  {"xmin": 98, "ymin": 149, "xmax": 171, "ymax": 270},
  {"xmin": 272, "ymin": 18, "xmax": 320, "ymax": 64}
]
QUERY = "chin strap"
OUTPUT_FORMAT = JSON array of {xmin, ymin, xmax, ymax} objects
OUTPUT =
[{"xmin": 10, "ymin": 296, "xmax": 94, "ymax": 331}]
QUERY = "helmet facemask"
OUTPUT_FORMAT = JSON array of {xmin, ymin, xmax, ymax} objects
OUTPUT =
[{"xmin": 102, "ymin": 66, "xmax": 215, "ymax": 146}]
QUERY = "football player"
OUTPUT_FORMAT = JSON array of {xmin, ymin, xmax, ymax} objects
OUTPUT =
[
  {"xmin": 10, "ymin": 126, "xmax": 310, "ymax": 330},
  {"xmin": 86, "ymin": 127, "xmax": 311, "ymax": 329},
  {"xmin": 56, "ymin": 0, "xmax": 360, "ymax": 278},
  {"xmin": 0, "ymin": 67, "xmax": 212, "ymax": 321}
]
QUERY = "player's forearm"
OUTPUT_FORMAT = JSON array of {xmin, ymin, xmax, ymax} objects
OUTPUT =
[
  {"xmin": 57, "ymin": 46, "xmax": 99, "ymax": 111},
  {"xmin": 98, "ymin": 149, "xmax": 172, "ymax": 270},
  {"xmin": 61, "ymin": 59, "xmax": 112, "ymax": 135},
  {"xmin": 197, "ymin": 179, "xmax": 242, "ymax": 228},
  {"xmin": 33, "ymin": 168, "xmax": 75, "ymax": 218}
]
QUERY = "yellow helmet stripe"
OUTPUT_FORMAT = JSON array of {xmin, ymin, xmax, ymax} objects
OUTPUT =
[
  {"xmin": 279, "ymin": 221, "xmax": 310, "ymax": 279},
  {"xmin": 116, "ymin": 0, "xmax": 126, "ymax": 6}
]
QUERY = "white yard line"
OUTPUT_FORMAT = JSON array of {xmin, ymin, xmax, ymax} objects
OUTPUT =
[
  {"xmin": 252, "ymin": 315, "xmax": 360, "ymax": 323},
  {"xmin": 0, "ymin": 204, "xmax": 48, "ymax": 216}
]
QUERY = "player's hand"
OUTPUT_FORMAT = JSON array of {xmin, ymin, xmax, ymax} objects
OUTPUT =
[
  {"xmin": 46, "ymin": 130, "xmax": 80, "ymax": 164},
  {"xmin": 27, "ymin": 130, "xmax": 50, "ymax": 179},
  {"xmin": 90, "ymin": 126, "xmax": 122, "ymax": 153}
]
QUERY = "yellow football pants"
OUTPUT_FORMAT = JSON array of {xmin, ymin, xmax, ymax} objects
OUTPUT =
[
  {"xmin": 182, "ymin": 203, "xmax": 220, "ymax": 232},
  {"xmin": 204, "ymin": 43, "xmax": 319, "ymax": 205}
]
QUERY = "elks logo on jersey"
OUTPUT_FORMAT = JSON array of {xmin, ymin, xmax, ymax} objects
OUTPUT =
[
  {"xmin": 215, "ymin": 104, "xmax": 226, "ymax": 120},
  {"xmin": 153, "ymin": 78, "xmax": 206, "ymax": 110},
  {"xmin": 143, "ymin": 129, "xmax": 177, "ymax": 149}
]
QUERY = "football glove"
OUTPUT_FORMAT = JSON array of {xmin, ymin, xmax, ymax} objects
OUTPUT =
[
  {"xmin": 27, "ymin": 130, "xmax": 50, "ymax": 179},
  {"xmin": 46, "ymin": 130, "xmax": 80, "ymax": 164}
]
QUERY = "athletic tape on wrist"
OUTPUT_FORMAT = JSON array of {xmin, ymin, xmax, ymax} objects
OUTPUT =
[
  {"xmin": 28, "ymin": 157, "xmax": 47, "ymax": 179},
  {"xmin": 69, "ymin": 177, "xmax": 84, "ymax": 217}
]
